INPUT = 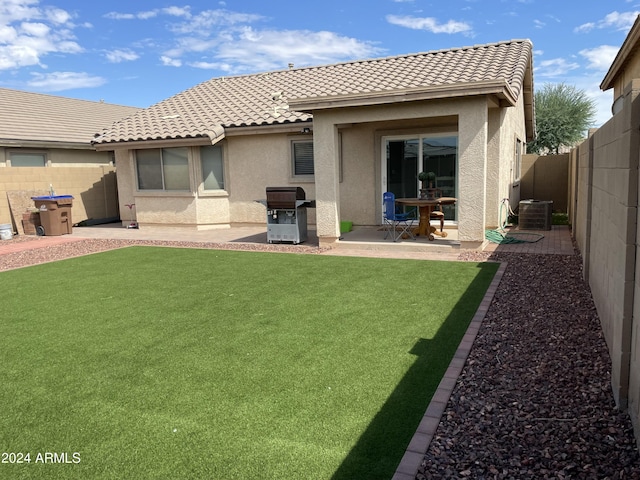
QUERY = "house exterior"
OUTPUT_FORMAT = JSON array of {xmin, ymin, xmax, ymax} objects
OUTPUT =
[
  {"xmin": 94, "ymin": 39, "xmax": 534, "ymax": 249},
  {"xmin": 0, "ymin": 88, "xmax": 139, "ymax": 232}
]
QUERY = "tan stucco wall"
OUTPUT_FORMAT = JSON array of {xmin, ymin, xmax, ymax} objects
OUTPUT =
[
  {"xmin": 501, "ymin": 93, "xmax": 527, "ymax": 218},
  {"xmin": 486, "ymin": 108, "xmax": 501, "ymax": 229},
  {"xmin": 340, "ymin": 124, "xmax": 379, "ymax": 226},
  {"xmin": 310, "ymin": 97, "xmax": 503, "ymax": 246},
  {"xmin": 112, "ymin": 94, "xmax": 527, "ymax": 246},
  {"xmin": 114, "ymin": 148, "xmax": 231, "ymax": 228},
  {"xmin": 113, "ymin": 134, "xmax": 317, "ymax": 229},
  {"xmin": 226, "ymin": 133, "xmax": 316, "ymax": 225}
]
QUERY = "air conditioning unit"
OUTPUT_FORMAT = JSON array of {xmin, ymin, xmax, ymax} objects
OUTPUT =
[{"xmin": 519, "ymin": 200, "xmax": 553, "ymax": 230}]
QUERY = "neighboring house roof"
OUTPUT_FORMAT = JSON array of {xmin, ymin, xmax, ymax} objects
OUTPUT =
[
  {"xmin": 94, "ymin": 39, "xmax": 534, "ymax": 146},
  {"xmin": 0, "ymin": 88, "xmax": 140, "ymax": 148}
]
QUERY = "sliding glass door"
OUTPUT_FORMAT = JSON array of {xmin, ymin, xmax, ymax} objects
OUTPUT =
[{"xmin": 383, "ymin": 134, "xmax": 458, "ymax": 220}]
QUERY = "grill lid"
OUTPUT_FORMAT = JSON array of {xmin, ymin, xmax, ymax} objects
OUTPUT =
[{"xmin": 266, "ymin": 186, "xmax": 306, "ymax": 209}]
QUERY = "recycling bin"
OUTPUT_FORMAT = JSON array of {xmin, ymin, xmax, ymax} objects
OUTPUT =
[{"xmin": 31, "ymin": 195, "xmax": 74, "ymax": 236}]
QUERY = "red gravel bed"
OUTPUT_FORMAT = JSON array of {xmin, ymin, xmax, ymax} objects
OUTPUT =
[{"xmin": 417, "ymin": 253, "xmax": 640, "ymax": 479}]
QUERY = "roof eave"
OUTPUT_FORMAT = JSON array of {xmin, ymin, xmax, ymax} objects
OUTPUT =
[
  {"xmin": 93, "ymin": 124, "xmax": 227, "ymax": 150},
  {"xmin": 0, "ymin": 138, "xmax": 96, "ymax": 150},
  {"xmin": 601, "ymin": 15, "xmax": 640, "ymax": 91},
  {"xmin": 93, "ymin": 118, "xmax": 316, "ymax": 149},
  {"xmin": 288, "ymin": 79, "xmax": 518, "ymax": 112},
  {"xmin": 523, "ymin": 48, "xmax": 536, "ymax": 142}
]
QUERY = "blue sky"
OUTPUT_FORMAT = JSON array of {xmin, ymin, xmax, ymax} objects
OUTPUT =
[{"xmin": 1, "ymin": 0, "xmax": 639, "ymax": 127}]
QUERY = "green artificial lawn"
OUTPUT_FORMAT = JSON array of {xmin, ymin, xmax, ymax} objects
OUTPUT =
[{"xmin": 0, "ymin": 247, "xmax": 498, "ymax": 479}]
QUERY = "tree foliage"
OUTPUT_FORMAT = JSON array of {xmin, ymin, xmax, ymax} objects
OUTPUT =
[{"xmin": 527, "ymin": 83, "xmax": 597, "ymax": 155}]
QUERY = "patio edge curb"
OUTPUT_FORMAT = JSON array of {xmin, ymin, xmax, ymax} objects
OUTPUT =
[{"xmin": 391, "ymin": 260, "xmax": 507, "ymax": 480}]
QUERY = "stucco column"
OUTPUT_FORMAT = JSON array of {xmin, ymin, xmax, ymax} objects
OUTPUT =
[
  {"xmin": 457, "ymin": 99, "xmax": 488, "ymax": 248},
  {"xmin": 312, "ymin": 113, "xmax": 341, "ymax": 245}
]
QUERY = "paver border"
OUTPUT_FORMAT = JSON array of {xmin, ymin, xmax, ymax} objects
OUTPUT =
[{"xmin": 392, "ymin": 260, "xmax": 507, "ymax": 480}]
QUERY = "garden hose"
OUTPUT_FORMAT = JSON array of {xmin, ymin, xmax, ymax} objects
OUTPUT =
[{"xmin": 485, "ymin": 199, "xmax": 544, "ymax": 244}]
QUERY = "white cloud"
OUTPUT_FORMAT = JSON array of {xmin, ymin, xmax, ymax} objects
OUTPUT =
[
  {"xmin": 211, "ymin": 28, "xmax": 384, "ymax": 72},
  {"xmin": 600, "ymin": 10, "xmax": 640, "ymax": 30},
  {"xmin": 27, "ymin": 71, "xmax": 106, "ymax": 91},
  {"xmin": 20, "ymin": 21, "xmax": 49, "ymax": 37},
  {"xmin": 45, "ymin": 7, "xmax": 70, "ymax": 25},
  {"xmin": 574, "ymin": 22, "xmax": 595, "ymax": 33},
  {"xmin": 386, "ymin": 14, "xmax": 472, "ymax": 35},
  {"xmin": 0, "ymin": 0, "xmax": 81, "ymax": 70},
  {"xmin": 0, "ymin": 44, "xmax": 40, "ymax": 68},
  {"xmin": 189, "ymin": 61, "xmax": 222, "ymax": 69},
  {"xmin": 105, "ymin": 48, "xmax": 139, "ymax": 63},
  {"xmin": 169, "ymin": 9, "xmax": 264, "ymax": 34},
  {"xmin": 0, "ymin": 0, "xmax": 39, "ymax": 24},
  {"xmin": 160, "ymin": 55, "xmax": 182, "ymax": 67},
  {"xmin": 575, "ymin": 10, "xmax": 640, "ymax": 33},
  {"xmin": 579, "ymin": 45, "xmax": 620, "ymax": 71},
  {"xmin": 104, "ymin": 10, "xmax": 159, "ymax": 20},
  {"xmin": 103, "ymin": 12, "xmax": 135, "ymax": 20},
  {"xmin": 137, "ymin": 11, "xmax": 158, "ymax": 20},
  {"xmin": 162, "ymin": 6, "xmax": 191, "ymax": 18},
  {"xmin": 534, "ymin": 58, "xmax": 580, "ymax": 78}
]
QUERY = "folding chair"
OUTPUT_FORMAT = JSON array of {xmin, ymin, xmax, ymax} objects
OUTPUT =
[
  {"xmin": 430, "ymin": 188, "xmax": 445, "ymax": 234},
  {"xmin": 383, "ymin": 192, "xmax": 416, "ymax": 241}
]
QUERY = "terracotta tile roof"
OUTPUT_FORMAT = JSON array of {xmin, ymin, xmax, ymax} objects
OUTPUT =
[
  {"xmin": 94, "ymin": 39, "xmax": 533, "ymax": 145},
  {"xmin": 0, "ymin": 88, "xmax": 139, "ymax": 146}
]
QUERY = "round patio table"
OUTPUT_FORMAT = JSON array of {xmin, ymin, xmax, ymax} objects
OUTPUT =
[{"xmin": 395, "ymin": 197, "xmax": 457, "ymax": 240}]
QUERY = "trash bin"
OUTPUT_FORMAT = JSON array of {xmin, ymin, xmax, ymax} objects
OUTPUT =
[{"xmin": 31, "ymin": 195, "xmax": 73, "ymax": 236}]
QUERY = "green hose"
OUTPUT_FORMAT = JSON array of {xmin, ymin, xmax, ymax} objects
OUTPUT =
[{"xmin": 485, "ymin": 200, "xmax": 545, "ymax": 244}]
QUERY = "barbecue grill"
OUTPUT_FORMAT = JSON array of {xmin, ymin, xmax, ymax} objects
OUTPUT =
[{"xmin": 263, "ymin": 187, "xmax": 313, "ymax": 244}]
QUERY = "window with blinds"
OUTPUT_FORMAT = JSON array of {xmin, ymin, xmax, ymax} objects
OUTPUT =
[{"xmin": 292, "ymin": 140, "xmax": 314, "ymax": 176}]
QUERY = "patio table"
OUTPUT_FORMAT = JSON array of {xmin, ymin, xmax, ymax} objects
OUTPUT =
[{"xmin": 395, "ymin": 197, "xmax": 457, "ymax": 240}]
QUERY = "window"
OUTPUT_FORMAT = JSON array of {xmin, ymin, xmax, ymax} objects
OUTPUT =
[
  {"xmin": 201, "ymin": 145, "xmax": 224, "ymax": 190},
  {"xmin": 10, "ymin": 152, "xmax": 46, "ymax": 167},
  {"xmin": 136, "ymin": 147, "xmax": 189, "ymax": 191},
  {"xmin": 514, "ymin": 138, "xmax": 523, "ymax": 183},
  {"xmin": 292, "ymin": 140, "xmax": 314, "ymax": 176}
]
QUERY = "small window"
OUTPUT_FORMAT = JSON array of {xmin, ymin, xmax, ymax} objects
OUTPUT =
[
  {"xmin": 292, "ymin": 140, "xmax": 314, "ymax": 176},
  {"xmin": 136, "ymin": 147, "xmax": 189, "ymax": 191},
  {"xmin": 10, "ymin": 152, "xmax": 46, "ymax": 167},
  {"xmin": 201, "ymin": 145, "xmax": 224, "ymax": 190},
  {"xmin": 514, "ymin": 138, "xmax": 523, "ymax": 182}
]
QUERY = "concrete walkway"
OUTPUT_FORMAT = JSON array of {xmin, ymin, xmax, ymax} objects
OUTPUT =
[{"xmin": 0, "ymin": 223, "xmax": 574, "ymax": 259}]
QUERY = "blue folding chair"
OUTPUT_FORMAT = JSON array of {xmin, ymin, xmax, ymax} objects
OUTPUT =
[{"xmin": 383, "ymin": 192, "xmax": 416, "ymax": 241}]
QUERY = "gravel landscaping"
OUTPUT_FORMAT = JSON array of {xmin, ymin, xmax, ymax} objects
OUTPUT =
[
  {"xmin": 419, "ymin": 252, "xmax": 640, "ymax": 479},
  {"xmin": 1, "ymin": 235, "xmax": 639, "ymax": 478}
]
